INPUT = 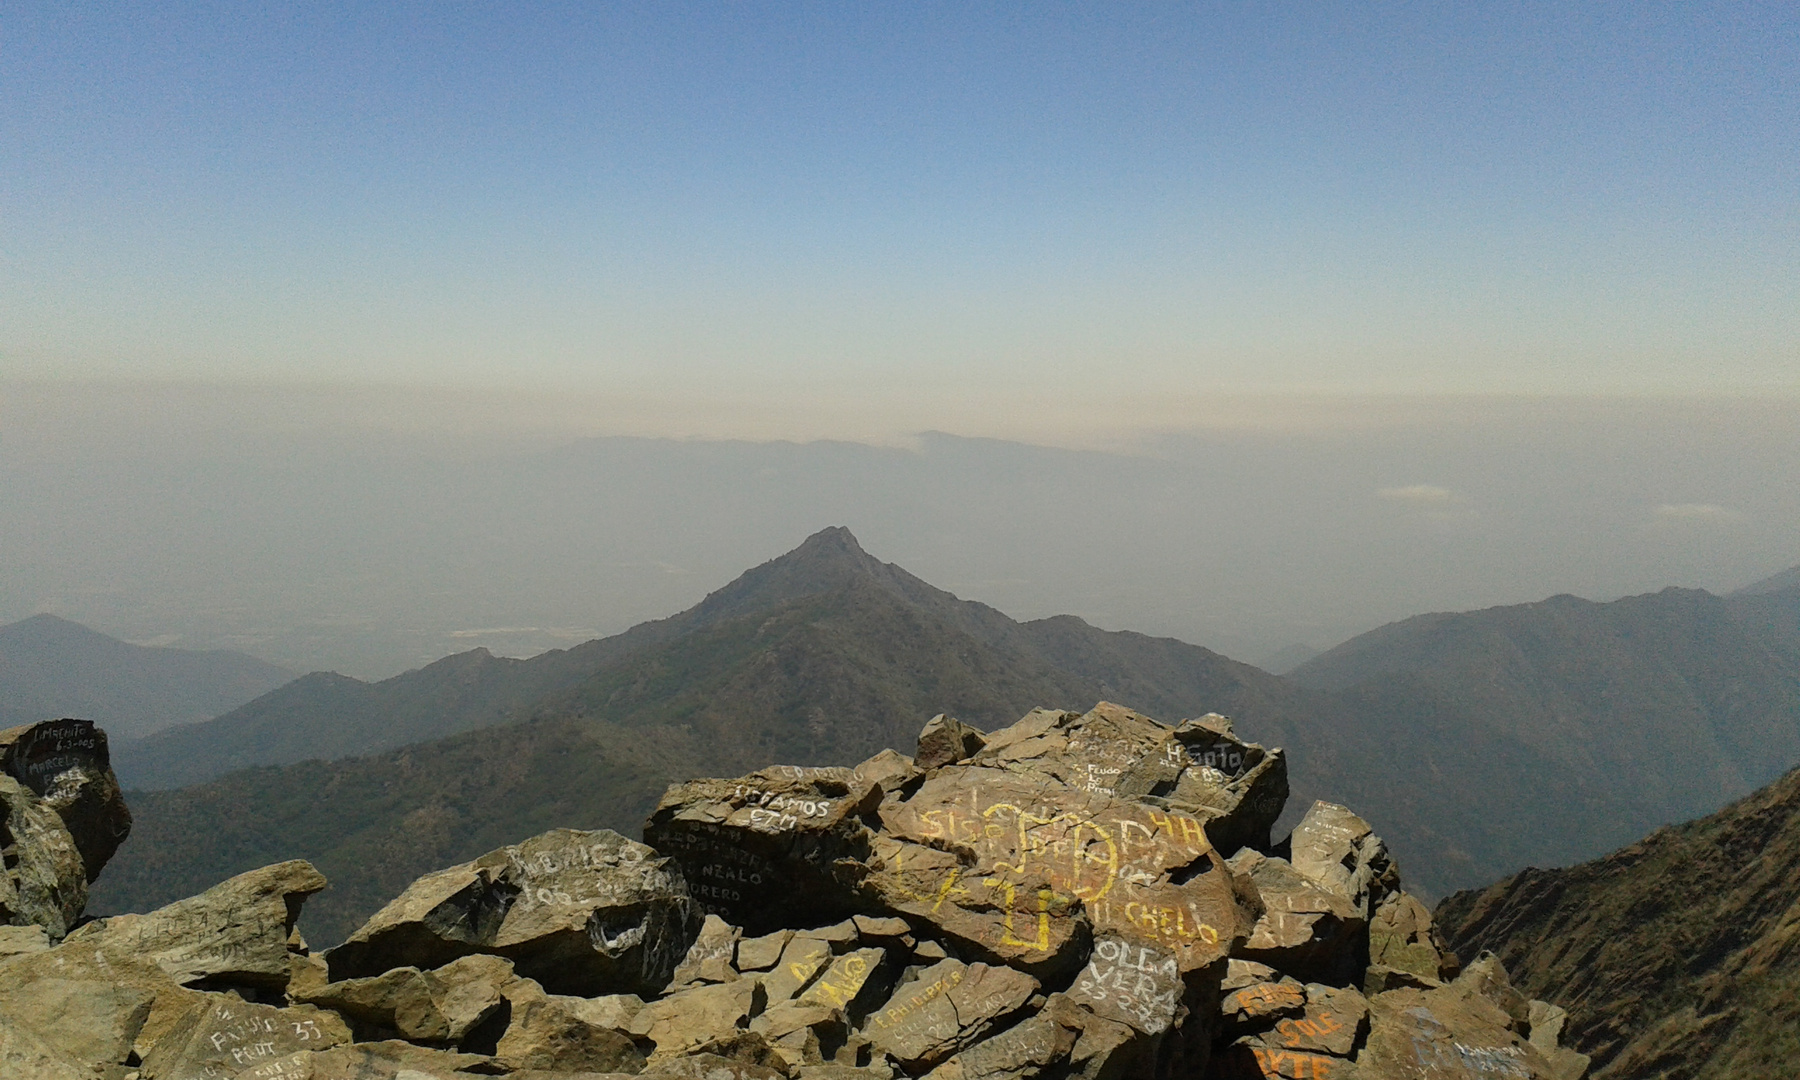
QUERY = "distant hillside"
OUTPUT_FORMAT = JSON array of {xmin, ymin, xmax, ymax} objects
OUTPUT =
[
  {"xmin": 1436, "ymin": 765, "xmax": 1800, "ymax": 1079},
  {"xmin": 94, "ymin": 529, "xmax": 1336, "ymax": 941},
  {"xmin": 117, "ymin": 527, "xmax": 1304, "ymax": 790},
  {"xmin": 1734, "ymin": 563, "xmax": 1800, "ymax": 596},
  {"xmin": 0, "ymin": 614, "xmax": 293, "ymax": 739},
  {"xmin": 92, "ymin": 530, "xmax": 1800, "ymax": 942},
  {"xmin": 1290, "ymin": 585, "xmax": 1800, "ymax": 890}
]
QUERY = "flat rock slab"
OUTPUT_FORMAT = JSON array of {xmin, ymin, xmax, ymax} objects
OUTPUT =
[
  {"xmin": 1354, "ymin": 984, "xmax": 1561, "ymax": 1080},
  {"xmin": 139, "ymin": 994, "xmax": 350, "ymax": 1079},
  {"xmin": 328, "ymin": 828, "xmax": 703, "ymax": 997},
  {"xmin": 863, "ymin": 959, "xmax": 1038, "ymax": 1069},
  {"xmin": 70, "ymin": 859, "xmax": 326, "ymax": 991}
]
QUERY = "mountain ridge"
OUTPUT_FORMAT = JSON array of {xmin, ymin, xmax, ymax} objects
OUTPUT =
[{"xmin": 0, "ymin": 613, "xmax": 295, "ymax": 739}]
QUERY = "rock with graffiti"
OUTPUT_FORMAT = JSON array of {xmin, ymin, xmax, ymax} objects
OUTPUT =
[{"xmin": 0, "ymin": 705, "xmax": 1589, "ymax": 1079}]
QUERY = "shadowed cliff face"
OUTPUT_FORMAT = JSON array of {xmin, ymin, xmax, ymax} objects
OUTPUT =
[{"xmin": 1436, "ymin": 765, "xmax": 1800, "ymax": 1079}]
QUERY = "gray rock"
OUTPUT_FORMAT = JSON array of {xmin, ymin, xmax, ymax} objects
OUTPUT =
[
  {"xmin": 328, "ymin": 828, "xmax": 703, "ymax": 997},
  {"xmin": 0, "ymin": 775, "xmax": 86, "ymax": 939},
  {"xmin": 645, "ymin": 766, "xmax": 885, "ymax": 931},
  {"xmin": 0, "ymin": 718, "xmax": 132, "ymax": 882}
]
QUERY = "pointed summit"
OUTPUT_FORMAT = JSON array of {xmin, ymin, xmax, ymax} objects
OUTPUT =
[{"xmin": 681, "ymin": 526, "xmax": 925, "ymax": 627}]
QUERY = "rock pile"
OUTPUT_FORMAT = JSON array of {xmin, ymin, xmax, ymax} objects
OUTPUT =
[{"xmin": 0, "ymin": 706, "xmax": 1591, "ymax": 1079}]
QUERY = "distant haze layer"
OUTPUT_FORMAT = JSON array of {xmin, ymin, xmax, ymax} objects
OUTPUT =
[{"xmin": 3, "ymin": 382, "xmax": 1792, "ymax": 679}]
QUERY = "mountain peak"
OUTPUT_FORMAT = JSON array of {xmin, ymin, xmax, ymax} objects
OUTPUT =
[{"xmin": 683, "ymin": 527, "xmax": 899, "ymax": 626}]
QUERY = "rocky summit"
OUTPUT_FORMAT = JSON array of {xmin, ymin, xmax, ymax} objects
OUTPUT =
[{"xmin": 0, "ymin": 706, "xmax": 1588, "ymax": 1079}]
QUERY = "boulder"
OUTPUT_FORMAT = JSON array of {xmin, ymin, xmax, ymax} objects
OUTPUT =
[
  {"xmin": 0, "ymin": 1012, "xmax": 88, "ymax": 1080},
  {"xmin": 916, "ymin": 715, "xmax": 988, "ymax": 771},
  {"xmin": 0, "ymin": 774, "xmax": 87, "ymax": 939},
  {"xmin": 0, "ymin": 718, "xmax": 132, "ymax": 882},
  {"xmin": 645, "ymin": 765, "xmax": 886, "ymax": 931},
  {"xmin": 1287, "ymin": 802, "xmax": 1397, "ymax": 921},
  {"xmin": 968, "ymin": 704, "xmax": 1287, "ymax": 856},
  {"xmin": 1366, "ymin": 891, "xmax": 1452, "ymax": 982},
  {"xmin": 920, "ymin": 1012, "xmax": 1075, "ymax": 1080},
  {"xmin": 327, "ymin": 828, "xmax": 703, "ymax": 996},
  {"xmin": 797, "ymin": 947, "xmax": 890, "ymax": 1015},
  {"xmin": 222, "ymin": 1040, "xmax": 498, "ymax": 1079},
  {"xmin": 760, "ymin": 932, "xmax": 837, "ymax": 1002},
  {"xmin": 0, "ymin": 976, "xmax": 153, "ymax": 1070},
  {"xmin": 1352, "ymin": 982, "xmax": 1562, "ymax": 1080},
  {"xmin": 751, "ymin": 1000, "xmax": 850, "ymax": 1069},
  {"xmin": 868, "ymin": 761, "xmax": 1254, "ymax": 979}
]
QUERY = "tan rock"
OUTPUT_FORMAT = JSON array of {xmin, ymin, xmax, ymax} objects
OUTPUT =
[
  {"xmin": 0, "ymin": 1012, "xmax": 87, "ymax": 1080},
  {"xmin": 0, "ymin": 923, "xmax": 49, "ymax": 957},
  {"xmin": 230, "ymin": 1039, "xmax": 497, "ymax": 1079},
  {"xmin": 644, "ymin": 1051, "xmax": 787, "ymax": 1079},
  {"xmin": 496, "ymin": 978, "xmax": 647, "ymax": 1074},
  {"xmin": 797, "ymin": 947, "xmax": 887, "ymax": 1013},
  {"xmin": 629, "ymin": 978, "xmax": 766, "ymax": 1060},
  {"xmin": 670, "ymin": 914, "xmax": 743, "ymax": 988},
  {"xmin": 328, "ymin": 828, "xmax": 702, "ymax": 996},
  {"xmin": 1229, "ymin": 850, "xmax": 1366, "ymax": 986},
  {"xmin": 920, "ymin": 1013, "xmax": 1075, "ymax": 1080},
  {"xmin": 68, "ymin": 859, "xmax": 326, "ymax": 991},
  {"xmin": 1353, "ymin": 982, "xmax": 1563, "ymax": 1080},
  {"xmin": 869, "ymin": 761, "xmax": 1250, "ymax": 978},
  {"xmin": 738, "ymin": 929, "xmax": 795, "ymax": 972},
  {"xmin": 138, "ymin": 993, "xmax": 350, "ymax": 1079},
  {"xmin": 862, "ymin": 959, "xmax": 1037, "ymax": 1069},
  {"xmin": 1367, "ymin": 890, "xmax": 1449, "ymax": 981},
  {"xmin": 917, "ymin": 715, "xmax": 987, "ymax": 771},
  {"xmin": 760, "ymin": 935, "xmax": 834, "ymax": 1002},
  {"xmin": 1288, "ymin": 801, "xmax": 1397, "ymax": 920}
]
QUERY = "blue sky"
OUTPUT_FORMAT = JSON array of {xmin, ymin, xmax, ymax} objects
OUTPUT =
[{"xmin": 5, "ymin": 3, "xmax": 1796, "ymax": 417}]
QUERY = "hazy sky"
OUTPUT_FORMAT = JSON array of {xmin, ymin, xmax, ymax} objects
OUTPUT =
[
  {"xmin": 4, "ymin": 7, "xmax": 1797, "ymax": 678},
  {"xmin": 5, "ymin": 3, "xmax": 1797, "ymax": 414}
]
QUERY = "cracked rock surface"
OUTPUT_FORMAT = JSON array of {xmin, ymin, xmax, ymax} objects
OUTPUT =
[{"xmin": 0, "ymin": 705, "xmax": 1588, "ymax": 1079}]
